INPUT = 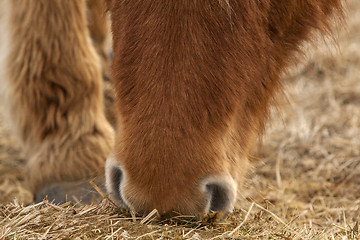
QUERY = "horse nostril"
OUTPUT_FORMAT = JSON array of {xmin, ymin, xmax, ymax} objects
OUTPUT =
[
  {"xmin": 206, "ymin": 183, "xmax": 230, "ymax": 212},
  {"xmin": 202, "ymin": 176, "xmax": 237, "ymax": 214},
  {"xmin": 105, "ymin": 155, "xmax": 128, "ymax": 208},
  {"xmin": 110, "ymin": 166, "xmax": 123, "ymax": 200}
]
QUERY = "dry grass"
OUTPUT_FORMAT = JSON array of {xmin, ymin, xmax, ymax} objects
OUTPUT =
[{"xmin": 1, "ymin": 1, "xmax": 360, "ymax": 239}]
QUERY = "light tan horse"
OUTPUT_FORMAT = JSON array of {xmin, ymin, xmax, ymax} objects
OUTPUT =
[{"xmin": 0, "ymin": 0, "xmax": 114, "ymax": 196}]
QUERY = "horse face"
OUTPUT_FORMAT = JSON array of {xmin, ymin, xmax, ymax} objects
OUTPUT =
[
  {"xmin": 104, "ymin": 0, "xmax": 256, "ymax": 217},
  {"xmin": 105, "ymin": 0, "xmax": 342, "ymax": 216},
  {"xmin": 105, "ymin": 129, "xmax": 247, "ymax": 216}
]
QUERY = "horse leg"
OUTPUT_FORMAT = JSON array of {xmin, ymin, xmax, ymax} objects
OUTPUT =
[
  {"xmin": 0, "ymin": 0, "xmax": 114, "ymax": 203},
  {"xmin": 86, "ymin": 0, "xmax": 116, "ymax": 127}
]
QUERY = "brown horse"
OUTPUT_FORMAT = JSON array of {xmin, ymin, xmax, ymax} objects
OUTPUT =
[
  {"xmin": 105, "ymin": 0, "xmax": 343, "ymax": 216},
  {"xmin": 0, "ymin": 0, "xmax": 343, "ymax": 217}
]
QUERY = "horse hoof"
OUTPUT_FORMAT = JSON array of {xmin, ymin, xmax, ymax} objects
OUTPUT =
[{"xmin": 35, "ymin": 177, "xmax": 106, "ymax": 204}]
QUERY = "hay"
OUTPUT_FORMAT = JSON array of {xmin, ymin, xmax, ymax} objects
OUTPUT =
[{"xmin": 1, "ymin": 0, "xmax": 360, "ymax": 239}]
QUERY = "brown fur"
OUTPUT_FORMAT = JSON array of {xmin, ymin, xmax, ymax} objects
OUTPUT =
[
  {"xmin": 0, "ymin": 0, "xmax": 343, "ymax": 214},
  {"xmin": 0, "ymin": 0, "xmax": 114, "ymax": 193},
  {"xmin": 87, "ymin": 0, "xmax": 109, "ymax": 66},
  {"xmin": 86, "ymin": 0, "xmax": 116, "ymax": 127},
  {"xmin": 107, "ymin": 0, "xmax": 343, "ymax": 215}
]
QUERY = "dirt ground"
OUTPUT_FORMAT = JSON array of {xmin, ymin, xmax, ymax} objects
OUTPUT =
[{"xmin": 1, "ymin": 1, "xmax": 360, "ymax": 239}]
